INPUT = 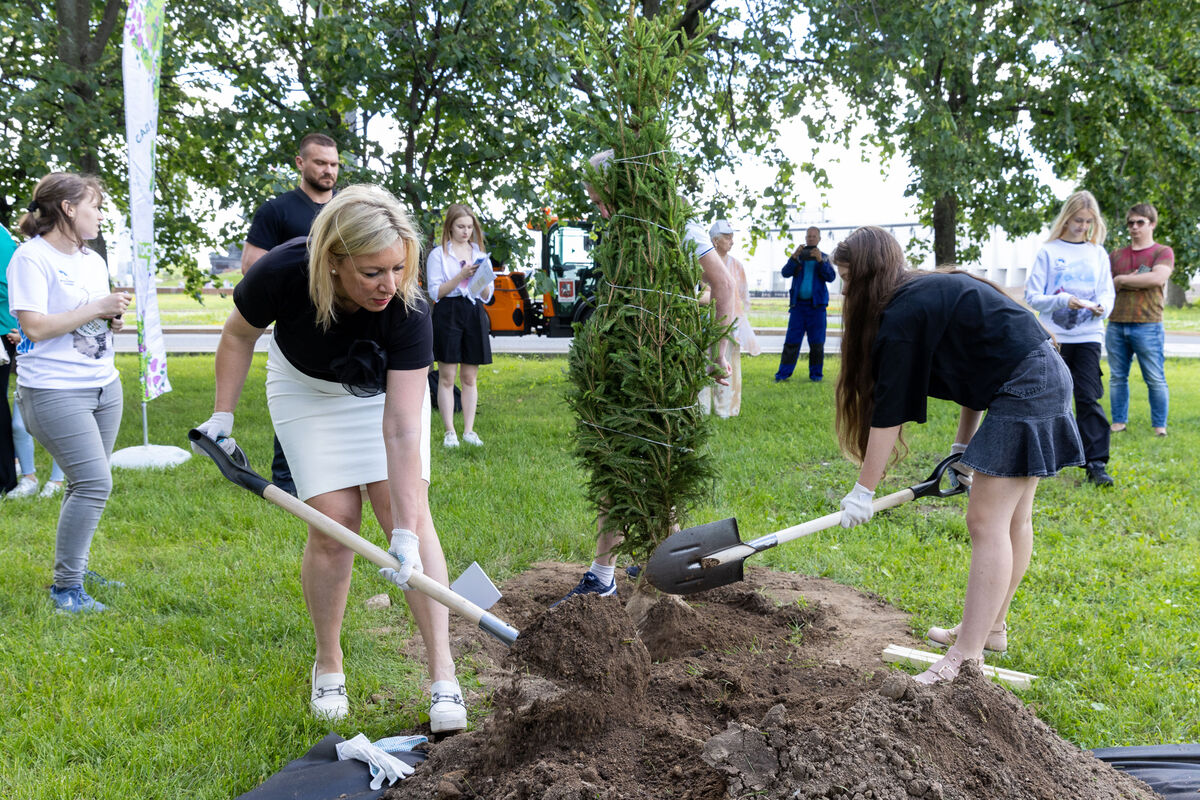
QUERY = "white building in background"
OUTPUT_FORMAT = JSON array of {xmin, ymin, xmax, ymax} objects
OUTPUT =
[{"xmin": 737, "ymin": 222, "xmax": 1048, "ymax": 294}]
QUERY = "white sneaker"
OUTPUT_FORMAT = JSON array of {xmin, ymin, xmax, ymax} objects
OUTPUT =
[
  {"xmin": 38, "ymin": 480, "xmax": 64, "ymax": 499},
  {"xmin": 461, "ymin": 431, "xmax": 483, "ymax": 447},
  {"xmin": 429, "ymin": 681, "xmax": 467, "ymax": 733},
  {"xmin": 443, "ymin": 431, "xmax": 459, "ymax": 448},
  {"xmin": 310, "ymin": 664, "xmax": 349, "ymax": 721},
  {"xmin": 6, "ymin": 475, "xmax": 38, "ymax": 499}
]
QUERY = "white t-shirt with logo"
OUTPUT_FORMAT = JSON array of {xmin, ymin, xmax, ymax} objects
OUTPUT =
[{"xmin": 7, "ymin": 236, "xmax": 118, "ymax": 389}]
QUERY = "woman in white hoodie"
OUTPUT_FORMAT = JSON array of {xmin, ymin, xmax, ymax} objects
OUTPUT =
[{"xmin": 1024, "ymin": 190, "xmax": 1116, "ymax": 486}]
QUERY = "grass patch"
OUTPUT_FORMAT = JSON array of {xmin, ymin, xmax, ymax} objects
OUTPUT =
[{"xmin": 2, "ymin": 353, "xmax": 1197, "ymax": 796}]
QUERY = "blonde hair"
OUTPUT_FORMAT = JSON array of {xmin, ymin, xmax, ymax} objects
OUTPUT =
[
  {"xmin": 18, "ymin": 172, "xmax": 105, "ymax": 249},
  {"xmin": 1047, "ymin": 190, "xmax": 1107, "ymax": 245},
  {"xmin": 440, "ymin": 203, "xmax": 485, "ymax": 249},
  {"xmin": 307, "ymin": 184, "xmax": 423, "ymax": 329}
]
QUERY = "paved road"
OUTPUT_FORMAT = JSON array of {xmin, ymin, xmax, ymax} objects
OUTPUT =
[{"xmin": 116, "ymin": 327, "xmax": 1200, "ymax": 358}]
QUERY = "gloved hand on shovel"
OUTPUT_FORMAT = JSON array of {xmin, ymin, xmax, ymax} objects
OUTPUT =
[
  {"xmin": 191, "ymin": 411, "xmax": 241, "ymax": 459},
  {"xmin": 839, "ymin": 483, "xmax": 875, "ymax": 528},
  {"xmin": 948, "ymin": 442, "xmax": 973, "ymax": 491},
  {"xmin": 379, "ymin": 528, "xmax": 423, "ymax": 590}
]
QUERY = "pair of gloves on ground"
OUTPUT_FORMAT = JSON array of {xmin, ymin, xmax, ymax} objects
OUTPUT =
[
  {"xmin": 192, "ymin": 412, "xmax": 424, "ymax": 590},
  {"xmin": 839, "ymin": 443, "xmax": 972, "ymax": 528}
]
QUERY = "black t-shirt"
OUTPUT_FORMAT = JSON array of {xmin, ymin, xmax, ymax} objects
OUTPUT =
[
  {"xmin": 234, "ymin": 238, "xmax": 433, "ymax": 390},
  {"xmin": 245, "ymin": 188, "xmax": 329, "ymax": 251},
  {"xmin": 871, "ymin": 272, "xmax": 1049, "ymax": 427}
]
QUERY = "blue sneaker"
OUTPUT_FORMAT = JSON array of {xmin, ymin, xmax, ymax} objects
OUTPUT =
[
  {"xmin": 551, "ymin": 571, "xmax": 617, "ymax": 609},
  {"xmin": 50, "ymin": 585, "xmax": 106, "ymax": 613},
  {"xmin": 84, "ymin": 569, "xmax": 124, "ymax": 588}
]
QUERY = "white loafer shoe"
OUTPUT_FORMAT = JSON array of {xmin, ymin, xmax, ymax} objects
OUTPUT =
[
  {"xmin": 310, "ymin": 664, "xmax": 349, "ymax": 721},
  {"xmin": 429, "ymin": 681, "xmax": 467, "ymax": 734}
]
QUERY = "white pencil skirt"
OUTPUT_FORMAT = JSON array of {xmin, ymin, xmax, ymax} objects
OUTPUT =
[{"xmin": 264, "ymin": 336, "xmax": 431, "ymax": 501}]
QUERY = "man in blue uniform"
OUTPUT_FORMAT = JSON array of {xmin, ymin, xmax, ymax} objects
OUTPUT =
[{"xmin": 775, "ymin": 226, "xmax": 835, "ymax": 382}]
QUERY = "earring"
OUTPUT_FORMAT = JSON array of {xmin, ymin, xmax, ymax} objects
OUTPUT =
[{"xmin": 331, "ymin": 269, "xmax": 338, "ymax": 275}]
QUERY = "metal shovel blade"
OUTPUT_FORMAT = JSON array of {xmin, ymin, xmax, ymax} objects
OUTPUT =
[{"xmin": 644, "ymin": 517, "xmax": 746, "ymax": 595}]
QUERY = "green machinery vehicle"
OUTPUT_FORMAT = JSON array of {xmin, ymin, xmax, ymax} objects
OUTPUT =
[{"xmin": 485, "ymin": 221, "xmax": 600, "ymax": 337}]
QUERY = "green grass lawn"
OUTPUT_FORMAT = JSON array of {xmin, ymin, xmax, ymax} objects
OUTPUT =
[{"xmin": 2, "ymin": 354, "xmax": 1197, "ymax": 798}]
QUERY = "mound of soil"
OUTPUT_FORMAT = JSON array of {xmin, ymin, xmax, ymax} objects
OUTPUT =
[{"xmin": 385, "ymin": 562, "xmax": 1157, "ymax": 800}]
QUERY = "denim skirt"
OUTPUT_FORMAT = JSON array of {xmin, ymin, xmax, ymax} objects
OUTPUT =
[{"xmin": 961, "ymin": 339, "xmax": 1085, "ymax": 478}]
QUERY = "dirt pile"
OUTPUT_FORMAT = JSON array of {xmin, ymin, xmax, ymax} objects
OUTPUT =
[{"xmin": 385, "ymin": 562, "xmax": 1158, "ymax": 800}]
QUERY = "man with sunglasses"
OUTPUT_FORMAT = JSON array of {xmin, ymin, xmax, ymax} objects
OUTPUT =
[{"xmin": 1107, "ymin": 204, "xmax": 1174, "ymax": 436}]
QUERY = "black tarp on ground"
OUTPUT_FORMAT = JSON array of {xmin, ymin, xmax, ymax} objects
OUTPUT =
[
  {"xmin": 235, "ymin": 733, "xmax": 426, "ymax": 800},
  {"xmin": 1092, "ymin": 744, "xmax": 1200, "ymax": 799}
]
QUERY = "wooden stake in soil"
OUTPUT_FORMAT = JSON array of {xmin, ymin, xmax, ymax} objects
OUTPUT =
[{"xmin": 882, "ymin": 644, "xmax": 1037, "ymax": 690}]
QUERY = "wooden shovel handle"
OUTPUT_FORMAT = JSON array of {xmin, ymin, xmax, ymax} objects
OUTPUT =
[
  {"xmin": 263, "ymin": 485, "xmax": 517, "ymax": 643},
  {"xmin": 702, "ymin": 487, "xmax": 917, "ymax": 569}
]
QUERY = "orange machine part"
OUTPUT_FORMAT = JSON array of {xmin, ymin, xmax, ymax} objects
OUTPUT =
[
  {"xmin": 542, "ymin": 291, "xmax": 556, "ymax": 317},
  {"xmin": 486, "ymin": 273, "xmax": 527, "ymax": 333}
]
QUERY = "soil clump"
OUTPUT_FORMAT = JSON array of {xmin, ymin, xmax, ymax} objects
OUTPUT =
[{"xmin": 385, "ymin": 562, "xmax": 1157, "ymax": 800}]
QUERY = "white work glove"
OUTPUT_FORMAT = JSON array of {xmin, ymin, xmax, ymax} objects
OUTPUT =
[
  {"xmin": 378, "ymin": 528, "xmax": 423, "ymax": 591},
  {"xmin": 948, "ymin": 442, "xmax": 973, "ymax": 490},
  {"xmin": 335, "ymin": 733, "xmax": 414, "ymax": 788},
  {"xmin": 839, "ymin": 483, "xmax": 875, "ymax": 528},
  {"xmin": 192, "ymin": 412, "xmax": 237, "ymax": 456}
]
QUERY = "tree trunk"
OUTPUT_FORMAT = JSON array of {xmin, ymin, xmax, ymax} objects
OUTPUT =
[
  {"xmin": 1166, "ymin": 280, "xmax": 1186, "ymax": 309},
  {"xmin": 932, "ymin": 192, "xmax": 957, "ymax": 267}
]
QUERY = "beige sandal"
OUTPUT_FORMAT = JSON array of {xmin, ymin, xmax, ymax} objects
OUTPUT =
[
  {"xmin": 914, "ymin": 646, "xmax": 977, "ymax": 685},
  {"xmin": 926, "ymin": 622, "xmax": 1007, "ymax": 654}
]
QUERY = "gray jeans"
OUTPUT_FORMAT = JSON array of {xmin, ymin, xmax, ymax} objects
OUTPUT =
[{"xmin": 16, "ymin": 378, "xmax": 122, "ymax": 588}]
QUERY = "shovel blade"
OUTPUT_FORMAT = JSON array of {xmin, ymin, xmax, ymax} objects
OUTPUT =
[{"xmin": 644, "ymin": 518, "xmax": 746, "ymax": 595}]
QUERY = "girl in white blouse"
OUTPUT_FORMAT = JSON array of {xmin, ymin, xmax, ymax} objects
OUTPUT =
[{"xmin": 425, "ymin": 204, "xmax": 494, "ymax": 448}]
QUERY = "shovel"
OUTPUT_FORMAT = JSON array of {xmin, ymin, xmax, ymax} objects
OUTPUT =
[
  {"xmin": 188, "ymin": 429, "xmax": 519, "ymax": 646},
  {"xmin": 645, "ymin": 453, "xmax": 967, "ymax": 595}
]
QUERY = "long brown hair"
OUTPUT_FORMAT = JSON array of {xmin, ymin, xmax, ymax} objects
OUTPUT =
[
  {"xmin": 18, "ymin": 172, "xmax": 105, "ymax": 250},
  {"xmin": 833, "ymin": 226, "xmax": 913, "ymax": 463},
  {"xmin": 439, "ymin": 203, "xmax": 485, "ymax": 249}
]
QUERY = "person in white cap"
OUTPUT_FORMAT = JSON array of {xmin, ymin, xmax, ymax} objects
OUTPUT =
[{"xmin": 703, "ymin": 219, "xmax": 759, "ymax": 417}]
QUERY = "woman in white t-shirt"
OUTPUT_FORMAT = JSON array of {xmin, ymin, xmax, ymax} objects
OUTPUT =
[
  {"xmin": 425, "ymin": 204, "xmax": 494, "ymax": 448},
  {"xmin": 7, "ymin": 173, "xmax": 131, "ymax": 613}
]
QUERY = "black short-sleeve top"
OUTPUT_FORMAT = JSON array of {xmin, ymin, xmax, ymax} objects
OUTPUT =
[
  {"xmin": 245, "ymin": 188, "xmax": 329, "ymax": 251},
  {"xmin": 870, "ymin": 272, "xmax": 1049, "ymax": 427},
  {"xmin": 234, "ymin": 238, "xmax": 433, "ymax": 392}
]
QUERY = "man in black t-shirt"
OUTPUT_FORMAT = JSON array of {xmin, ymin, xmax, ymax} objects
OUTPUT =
[{"xmin": 240, "ymin": 132, "xmax": 340, "ymax": 494}]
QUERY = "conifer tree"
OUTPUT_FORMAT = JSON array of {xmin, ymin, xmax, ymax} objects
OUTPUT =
[{"xmin": 566, "ymin": 4, "xmax": 726, "ymax": 564}]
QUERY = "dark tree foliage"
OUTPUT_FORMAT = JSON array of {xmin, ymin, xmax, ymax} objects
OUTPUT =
[
  {"xmin": 1031, "ymin": 0, "xmax": 1200, "ymax": 286},
  {"xmin": 566, "ymin": 4, "xmax": 725, "ymax": 561}
]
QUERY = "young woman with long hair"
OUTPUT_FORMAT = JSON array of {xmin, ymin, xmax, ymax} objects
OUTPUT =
[
  {"xmin": 425, "ymin": 203, "xmax": 494, "ymax": 448},
  {"xmin": 1024, "ymin": 190, "xmax": 1116, "ymax": 485},
  {"xmin": 833, "ymin": 226, "xmax": 1083, "ymax": 683}
]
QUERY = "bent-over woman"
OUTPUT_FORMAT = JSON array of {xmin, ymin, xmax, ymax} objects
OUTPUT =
[
  {"xmin": 195, "ymin": 184, "xmax": 466, "ymax": 730},
  {"xmin": 833, "ymin": 227, "xmax": 1083, "ymax": 683}
]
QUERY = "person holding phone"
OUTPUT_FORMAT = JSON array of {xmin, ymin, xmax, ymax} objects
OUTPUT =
[
  {"xmin": 1024, "ymin": 190, "xmax": 1115, "ymax": 486},
  {"xmin": 425, "ymin": 204, "xmax": 494, "ymax": 448}
]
